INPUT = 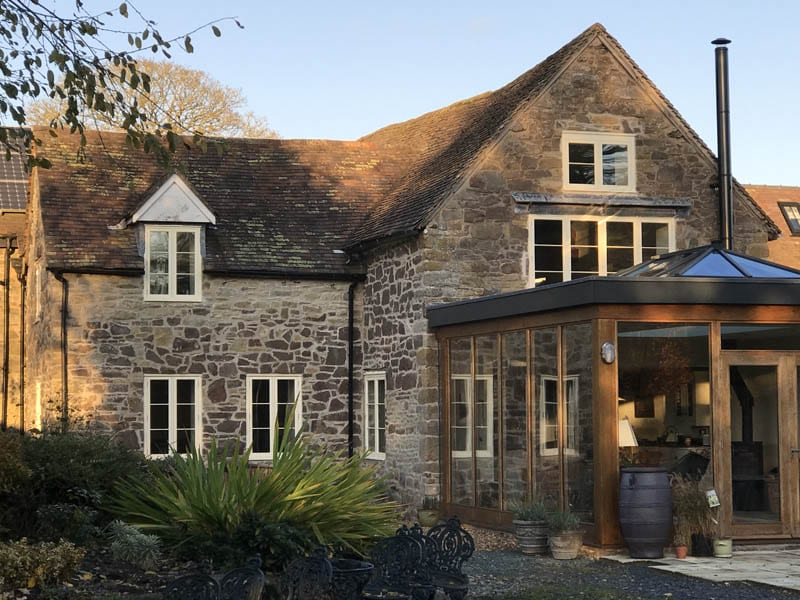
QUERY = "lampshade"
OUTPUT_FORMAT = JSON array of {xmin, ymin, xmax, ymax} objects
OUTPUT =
[{"xmin": 618, "ymin": 417, "xmax": 638, "ymax": 448}]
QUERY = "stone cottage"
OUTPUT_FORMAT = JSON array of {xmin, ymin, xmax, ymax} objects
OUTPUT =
[{"xmin": 14, "ymin": 23, "xmax": 786, "ymax": 544}]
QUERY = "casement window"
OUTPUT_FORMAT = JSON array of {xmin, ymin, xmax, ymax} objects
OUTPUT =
[
  {"xmin": 144, "ymin": 376, "xmax": 202, "ymax": 457},
  {"xmin": 529, "ymin": 215, "xmax": 674, "ymax": 286},
  {"xmin": 778, "ymin": 202, "xmax": 800, "ymax": 235},
  {"xmin": 450, "ymin": 375, "xmax": 494, "ymax": 458},
  {"xmin": 539, "ymin": 375, "xmax": 579, "ymax": 457},
  {"xmin": 562, "ymin": 131, "xmax": 636, "ymax": 193},
  {"xmin": 246, "ymin": 375, "xmax": 303, "ymax": 459},
  {"xmin": 364, "ymin": 372, "xmax": 386, "ymax": 459},
  {"xmin": 144, "ymin": 225, "xmax": 202, "ymax": 301}
]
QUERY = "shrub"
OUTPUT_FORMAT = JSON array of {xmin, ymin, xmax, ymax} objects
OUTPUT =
[
  {"xmin": 0, "ymin": 538, "xmax": 85, "ymax": 590},
  {"xmin": 110, "ymin": 432, "xmax": 400, "ymax": 566},
  {"xmin": 0, "ymin": 430, "xmax": 30, "ymax": 494},
  {"xmin": 510, "ymin": 497, "xmax": 551, "ymax": 522},
  {"xmin": 0, "ymin": 430, "xmax": 151, "ymax": 539},
  {"xmin": 106, "ymin": 520, "xmax": 162, "ymax": 570},
  {"xmin": 36, "ymin": 503, "xmax": 99, "ymax": 544},
  {"xmin": 545, "ymin": 510, "xmax": 581, "ymax": 534}
]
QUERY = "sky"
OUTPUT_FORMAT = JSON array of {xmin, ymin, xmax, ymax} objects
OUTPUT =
[{"xmin": 94, "ymin": 1, "xmax": 800, "ymax": 185}]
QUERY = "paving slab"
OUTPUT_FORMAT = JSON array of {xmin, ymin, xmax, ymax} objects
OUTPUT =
[{"xmin": 606, "ymin": 549, "xmax": 800, "ymax": 592}]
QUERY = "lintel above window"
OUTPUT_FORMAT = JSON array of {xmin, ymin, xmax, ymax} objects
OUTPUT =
[{"xmin": 561, "ymin": 131, "xmax": 636, "ymax": 193}]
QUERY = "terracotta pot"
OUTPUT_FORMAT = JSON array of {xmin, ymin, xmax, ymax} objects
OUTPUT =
[
  {"xmin": 713, "ymin": 537, "xmax": 733, "ymax": 558},
  {"xmin": 512, "ymin": 519, "xmax": 548, "ymax": 555},
  {"xmin": 675, "ymin": 545, "xmax": 688, "ymax": 559},
  {"xmin": 549, "ymin": 530, "xmax": 582, "ymax": 559}
]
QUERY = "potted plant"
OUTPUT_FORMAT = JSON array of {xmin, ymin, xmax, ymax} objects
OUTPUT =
[
  {"xmin": 671, "ymin": 476, "xmax": 715, "ymax": 556},
  {"xmin": 417, "ymin": 496, "xmax": 440, "ymax": 527},
  {"xmin": 510, "ymin": 497, "xmax": 550, "ymax": 555},
  {"xmin": 672, "ymin": 520, "xmax": 691, "ymax": 559},
  {"xmin": 545, "ymin": 509, "xmax": 582, "ymax": 559}
]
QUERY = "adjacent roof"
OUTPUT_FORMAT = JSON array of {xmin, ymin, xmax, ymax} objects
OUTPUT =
[
  {"xmin": 745, "ymin": 185, "xmax": 800, "ymax": 268},
  {"xmin": 35, "ymin": 131, "xmax": 404, "ymax": 275}
]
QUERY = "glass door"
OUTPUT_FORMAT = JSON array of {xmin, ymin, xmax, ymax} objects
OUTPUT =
[{"xmin": 720, "ymin": 353, "xmax": 798, "ymax": 538}]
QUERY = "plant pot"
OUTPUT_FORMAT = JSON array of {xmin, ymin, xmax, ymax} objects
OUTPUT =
[
  {"xmin": 549, "ymin": 531, "xmax": 582, "ymax": 560},
  {"xmin": 512, "ymin": 519, "xmax": 548, "ymax": 555},
  {"xmin": 417, "ymin": 509, "xmax": 439, "ymax": 528},
  {"xmin": 674, "ymin": 545, "xmax": 688, "ymax": 559},
  {"xmin": 713, "ymin": 537, "xmax": 733, "ymax": 558},
  {"xmin": 330, "ymin": 558, "xmax": 374, "ymax": 600},
  {"xmin": 691, "ymin": 533, "xmax": 713, "ymax": 557}
]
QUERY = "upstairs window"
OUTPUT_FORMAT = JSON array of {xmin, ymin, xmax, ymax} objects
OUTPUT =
[
  {"xmin": 562, "ymin": 131, "xmax": 636, "ymax": 193},
  {"xmin": 530, "ymin": 215, "xmax": 674, "ymax": 286},
  {"xmin": 364, "ymin": 372, "xmax": 386, "ymax": 459},
  {"xmin": 247, "ymin": 375, "xmax": 302, "ymax": 459},
  {"xmin": 144, "ymin": 225, "xmax": 202, "ymax": 301},
  {"xmin": 778, "ymin": 202, "xmax": 800, "ymax": 235}
]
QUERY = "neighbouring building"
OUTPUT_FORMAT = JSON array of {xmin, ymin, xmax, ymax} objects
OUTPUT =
[{"xmin": 8, "ymin": 23, "xmax": 800, "ymax": 547}]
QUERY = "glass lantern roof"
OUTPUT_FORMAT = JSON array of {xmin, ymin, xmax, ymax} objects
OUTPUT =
[{"xmin": 615, "ymin": 245, "xmax": 800, "ymax": 279}]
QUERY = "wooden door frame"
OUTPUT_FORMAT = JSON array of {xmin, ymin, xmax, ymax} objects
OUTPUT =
[{"xmin": 717, "ymin": 351, "xmax": 800, "ymax": 539}]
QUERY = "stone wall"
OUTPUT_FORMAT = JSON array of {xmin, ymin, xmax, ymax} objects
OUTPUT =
[
  {"xmin": 0, "ymin": 246, "xmax": 24, "ymax": 430},
  {"xmin": 361, "ymin": 238, "xmax": 441, "ymax": 509},
  {"xmin": 25, "ymin": 270, "xmax": 357, "ymax": 451}
]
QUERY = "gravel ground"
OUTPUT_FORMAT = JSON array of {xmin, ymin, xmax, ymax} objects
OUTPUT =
[{"xmin": 464, "ymin": 526, "xmax": 800, "ymax": 600}]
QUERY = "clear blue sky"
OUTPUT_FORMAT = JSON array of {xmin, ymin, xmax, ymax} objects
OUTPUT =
[{"xmin": 122, "ymin": 1, "xmax": 798, "ymax": 185}]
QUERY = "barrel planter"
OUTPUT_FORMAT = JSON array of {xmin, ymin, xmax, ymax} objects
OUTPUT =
[
  {"xmin": 512, "ymin": 519, "xmax": 548, "ymax": 555},
  {"xmin": 619, "ymin": 466, "xmax": 672, "ymax": 558}
]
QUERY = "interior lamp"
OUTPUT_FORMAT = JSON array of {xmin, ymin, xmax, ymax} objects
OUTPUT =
[{"xmin": 618, "ymin": 417, "xmax": 638, "ymax": 465}]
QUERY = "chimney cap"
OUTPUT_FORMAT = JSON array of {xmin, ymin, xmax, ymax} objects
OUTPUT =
[{"xmin": 712, "ymin": 37, "xmax": 731, "ymax": 45}]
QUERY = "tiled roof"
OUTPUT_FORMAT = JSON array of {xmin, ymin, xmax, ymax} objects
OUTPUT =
[{"xmin": 35, "ymin": 130, "xmax": 404, "ymax": 275}]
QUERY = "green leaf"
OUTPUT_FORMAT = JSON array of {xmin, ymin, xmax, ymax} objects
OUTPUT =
[{"xmin": 211, "ymin": 25, "xmax": 221, "ymax": 37}]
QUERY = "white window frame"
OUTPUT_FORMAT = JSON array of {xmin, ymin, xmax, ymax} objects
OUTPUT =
[
  {"xmin": 528, "ymin": 215, "xmax": 675, "ymax": 287},
  {"xmin": 450, "ymin": 374, "xmax": 494, "ymax": 459},
  {"xmin": 561, "ymin": 131, "xmax": 636, "ymax": 193},
  {"xmin": 143, "ymin": 375, "xmax": 202, "ymax": 458},
  {"xmin": 246, "ymin": 375, "xmax": 303, "ymax": 460},
  {"xmin": 144, "ymin": 224, "xmax": 202, "ymax": 302},
  {"xmin": 539, "ymin": 375, "xmax": 579, "ymax": 457},
  {"xmin": 364, "ymin": 371, "xmax": 386, "ymax": 459}
]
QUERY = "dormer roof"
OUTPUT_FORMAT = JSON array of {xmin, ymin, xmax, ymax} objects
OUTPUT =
[{"xmin": 130, "ymin": 173, "xmax": 215, "ymax": 225}]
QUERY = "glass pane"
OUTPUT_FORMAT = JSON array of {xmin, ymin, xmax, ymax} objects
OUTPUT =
[
  {"xmin": 177, "ymin": 251, "xmax": 195, "ymax": 273},
  {"xmin": 730, "ymin": 365, "xmax": 780, "ymax": 523},
  {"xmin": 502, "ymin": 331, "xmax": 528, "ymax": 510},
  {"xmin": 532, "ymin": 327, "xmax": 560, "ymax": 507},
  {"xmin": 449, "ymin": 337, "xmax": 474, "ymax": 506},
  {"xmin": 607, "ymin": 248, "xmax": 634, "ymax": 273},
  {"xmin": 149, "ymin": 274, "xmax": 168, "ymax": 295},
  {"xmin": 365, "ymin": 381, "xmax": 374, "ymax": 451},
  {"xmin": 607, "ymin": 222, "xmax": 633, "ymax": 247},
  {"xmin": 149, "ymin": 231, "xmax": 168, "ymax": 253},
  {"xmin": 176, "ymin": 274, "xmax": 195, "ymax": 296},
  {"xmin": 722, "ymin": 324, "xmax": 800, "ymax": 350},
  {"xmin": 476, "ymin": 335, "xmax": 498, "ymax": 509},
  {"xmin": 150, "ymin": 380, "xmax": 169, "ymax": 405},
  {"xmin": 150, "ymin": 404, "xmax": 168, "ymax": 430},
  {"xmin": 570, "ymin": 221, "xmax": 597, "ymax": 246},
  {"xmin": 253, "ymin": 403, "xmax": 269, "ymax": 428},
  {"xmin": 150, "ymin": 430, "xmax": 169, "ymax": 455},
  {"xmin": 642, "ymin": 222, "xmax": 669, "ymax": 251},
  {"xmin": 176, "ymin": 404, "xmax": 193, "ymax": 429},
  {"xmin": 568, "ymin": 143, "xmax": 594, "ymax": 163},
  {"xmin": 618, "ymin": 323, "xmax": 712, "ymax": 484},
  {"xmin": 602, "ymin": 144, "xmax": 628, "ymax": 186},
  {"xmin": 176, "ymin": 428, "xmax": 194, "ymax": 454},
  {"xmin": 150, "ymin": 254, "xmax": 168, "ymax": 275},
  {"xmin": 253, "ymin": 429, "xmax": 269, "ymax": 453},
  {"xmin": 534, "ymin": 220, "xmax": 562, "ymax": 245},
  {"xmin": 730, "ymin": 254, "xmax": 800, "ymax": 278},
  {"xmin": 569, "ymin": 164, "xmax": 594, "ymax": 185},
  {"xmin": 177, "ymin": 379, "xmax": 195, "ymax": 404},
  {"xmin": 534, "ymin": 246, "xmax": 562, "ymax": 272},
  {"xmin": 564, "ymin": 322, "xmax": 593, "ymax": 522},
  {"xmin": 176, "ymin": 231, "xmax": 195, "ymax": 252},
  {"xmin": 571, "ymin": 247, "xmax": 598, "ymax": 273},
  {"xmin": 537, "ymin": 272, "xmax": 563, "ymax": 286}
]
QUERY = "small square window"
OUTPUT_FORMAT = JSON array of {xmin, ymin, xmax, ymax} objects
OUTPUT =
[
  {"xmin": 778, "ymin": 202, "xmax": 800, "ymax": 235},
  {"xmin": 562, "ymin": 131, "xmax": 636, "ymax": 193}
]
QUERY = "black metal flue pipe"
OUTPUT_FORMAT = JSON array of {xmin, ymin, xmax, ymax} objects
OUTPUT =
[{"xmin": 713, "ymin": 37, "xmax": 734, "ymax": 250}]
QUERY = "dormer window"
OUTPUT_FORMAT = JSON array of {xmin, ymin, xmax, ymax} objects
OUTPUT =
[
  {"xmin": 130, "ymin": 174, "xmax": 215, "ymax": 302},
  {"xmin": 778, "ymin": 202, "xmax": 800, "ymax": 235},
  {"xmin": 562, "ymin": 131, "xmax": 636, "ymax": 193},
  {"xmin": 145, "ymin": 225, "xmax": 201, "ymax": 301}
]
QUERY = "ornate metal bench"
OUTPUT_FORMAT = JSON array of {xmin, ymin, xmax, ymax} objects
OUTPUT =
[
  {"xmin": 365, "ymin": 516, "xmax": 475, "ymax": 600},
  {"xmin": 162, "ymin": 557, "xmax": 267, "ymax": 600},
  {"xmin": 284, "ymin": 547, "xmax": 374, "ymax": 600}
]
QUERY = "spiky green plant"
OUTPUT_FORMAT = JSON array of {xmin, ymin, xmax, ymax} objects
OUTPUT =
[{"xmin": 109, "ymin": 428, "xmax": 399, "ymax": 558}]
